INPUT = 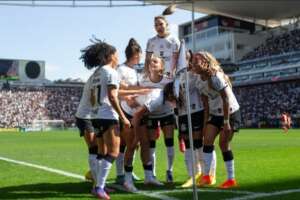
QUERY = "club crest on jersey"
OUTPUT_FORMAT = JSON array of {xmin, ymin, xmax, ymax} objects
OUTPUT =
[
  {"xmin": 159, "ymin": 44, "xmax": 164, "ymax": 49},
  {"xmin": 166, "ymin": 43, "xmax": 171, "ymax": 49}
]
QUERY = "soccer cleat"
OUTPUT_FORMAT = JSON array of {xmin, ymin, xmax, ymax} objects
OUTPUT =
[
  {"xmin": 144, "ymin": 176, "xmax": 164, "ymax": 186},
  {"xmin": 92, "ymin": 187, "xmax": 110, "ymax": 200},
  {"xmin": 198, "ymin": 175, "xmax": 216, "ymax": 187},
  {"xmin": 85, "ymin": 170, "xmax": 94, "ymax": 182},
  {"xmin": 219, "ymin": 179, "xmax": 238, "ymax": 189},
  {"xmin": 166, "ymin": 170, "xmax": 174, "ymax": 183},
  {"xmin": 115, "ymin": 175, "xmax": 125, "ymax": 185},
  {"xmin": 123, "ymin": 181, "xmax": 138, "ymax": 193},
  {"xmin": 132, "ymin": 172, "xmax": 141, "ymax": 181},
  {"xmin": 181, "ymin": 173, "xmax": 202, "ymax": 188},
  {"xmin": 179, "ymin": 138, "xmax": 186, "ymax": 153}
]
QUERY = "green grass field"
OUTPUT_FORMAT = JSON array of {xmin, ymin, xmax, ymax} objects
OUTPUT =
[{"xmin": 0, "ymin": 129, "xmax": 300, "ymax": 200}]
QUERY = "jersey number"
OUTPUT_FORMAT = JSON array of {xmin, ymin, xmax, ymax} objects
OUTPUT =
[{"xmin": 91, "ymin": 85, "xmax": 102, "ymax": 107}]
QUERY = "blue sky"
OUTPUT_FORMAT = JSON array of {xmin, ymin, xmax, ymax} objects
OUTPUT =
[{"xmin": 0, "ymin": 4, "xmax": 203, "ymax": 81}]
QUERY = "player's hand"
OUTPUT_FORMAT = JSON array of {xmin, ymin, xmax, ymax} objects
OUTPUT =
[
  {"xmin": 122, "ymin": 117, "xmax": 131, "ymax": 129},
  {"xmin": 125, "ymin": 95, "xmax": 139, "ymax": 108}
]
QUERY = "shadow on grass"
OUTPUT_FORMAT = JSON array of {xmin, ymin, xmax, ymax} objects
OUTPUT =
[
  {"xmin": 0, "ymin": 181, "xmax": 94, "ymax": 199},
  {"xmin": 238, "ymin": 177, "xmax": 300, "ymax": 192}
]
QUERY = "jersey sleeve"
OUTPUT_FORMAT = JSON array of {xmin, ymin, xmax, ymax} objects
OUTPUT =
[
  {"xmin": 211, "ymin": 72, "xmax": 228, "ymax": 91},
  {"xmin": 105, "ymin": 69, "xmax": 120, "ymax": 88},
  {"xmin": 172, "ymin": 37, "xmax": 180, "ymax": 53},
  {"xmin": 146, "ymin": 38, "xmax": 154, "ymax": 53}
]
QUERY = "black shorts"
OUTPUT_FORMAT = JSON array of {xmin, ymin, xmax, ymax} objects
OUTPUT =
[
  {"xmin": 92, "ymin": 119, "xmax": 119, "ymax": 137},
  {"xmin": 178, "ymin": 110, "xmax": 204, "ymax": 135},
  {"xmin": 75, "ymin": 117, "xmax": 94, "ymax": 137},
  {"xmin": 147, "ymin": 114, "xmax": 175, "ymax": 130},
  {"xmin": 207, "ymin": 110, "xmax": 241, "ymax": 132}
]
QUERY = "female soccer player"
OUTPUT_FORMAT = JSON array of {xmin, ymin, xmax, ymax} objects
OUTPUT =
[
  {"xmin": 80, "ymin": 39, "xmax": 130, "ymax": 199},
  {"xmin": 131, "ymin": 82, "xmax": 175, "ymax": 185},
  {"xmin": 116, "ymin": 38, "xmax": 148, "ymax": 192},
  {"xmin": 75, "ymin": 72, "xmax": 98, "ymax": 184},
  {"xmin": 145, "ymin": 14, "xmax": 180, "ymax": 78},
  {"xmin": 176, "ymin": 65, "xmax": 217, "ymax": 188},
  {"xmin": 192, "ymin": 51, "xmax": 241, "ymax": 189},
  {"xmin": 139, "ymin": 55, "xmax": 175, "ymax": 183}
]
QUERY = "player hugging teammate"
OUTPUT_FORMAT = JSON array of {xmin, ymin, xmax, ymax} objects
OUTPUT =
[{"xmin": 75, "ymin": 8, "xmax": 241, "ymax": 200}]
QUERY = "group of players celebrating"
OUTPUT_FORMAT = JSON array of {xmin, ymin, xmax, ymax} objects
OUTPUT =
[{"xmin": 75, "ymin": 11, "xmax": 241, "ymax": 200}]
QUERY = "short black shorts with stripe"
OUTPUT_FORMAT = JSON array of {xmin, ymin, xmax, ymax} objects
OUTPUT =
[
  {"xmin": 147, "ymin": 114, "xmax": 175, "ymax": 130},
  {"xmin": 178, "ymin": 110, "xmax": 204, "ymax": 135},
  {"xmin": 207, "ymin": 110, "xmax": 241, "ymax": 132},
  {"xmin": 75, "ymin": 117, "xmax": 94, "ymax": 137},
  {"xmin": 92, "ymin": 119, "xmax": 119, "ymax": 137}
]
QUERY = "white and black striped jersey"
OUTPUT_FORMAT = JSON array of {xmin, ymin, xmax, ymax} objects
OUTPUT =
[
  {"xmin": 138, "ymin": 74, "xmax": 174, "ymax": 118},
  {"xmin": 117, "ymin": 63, "xmax": 139, "ymax": 116},
  {"xmin": 201, "ymin": 72, "xmax": 240, "ymax": 116},
  {"xmin": 75, "ymin": 72, "xmax": 95, "ymax": 119},
  {"xmin": 146, "ymin": 35, "xmax": 180, "ymax": 77},
  {"xmin": 177, "ymin": 72, "xmax": 204, "ymax": 116},
  {"xmin": 92, "ymin": 65, "xmax": 120, "ymax": 120}
]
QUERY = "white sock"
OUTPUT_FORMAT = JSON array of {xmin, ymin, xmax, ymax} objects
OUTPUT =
[
  {"xmin": 96, "ymin": 158, "xmax": 113, "ymax": 189},
  {"xmin": 225, "ymin": 160, "xmax": 235, "ymax": 180},
  {"xmin": 116, "ymin": 152, "xmax": 124, "ymax": 176},
  {"xmin": 88, "ymin": 154, "xmax": 98, "ymax": 181},
  {"xmin": 210, "ymin": 150, "xmax": 217, "ymax": 177},
  {"xmin": 194, "ymin": 148, "xmax": 202, "ymax": 174},
  {"xmin": 203, "ymin": 152, "xmax": 213, "ymax": 176},
  {"xmin": 167, "ymin": 146, "xmax": 174, "ymax": 171},
  {"xmin": 125, "ymin": 171, "xmax": 133, "ymax": 183},
  {"xmin": 197, "ymin": 147, "xmax": 205, "ymax": 175},
  {"xmin": 144, "ymin": 169, "xmax": 153, "ymax": 180},
  {"xmin": 150, "ymin": 148, "xmax": 156, "ymax": 176},
  {"xmin": 184, "ymin": 148, "xmax": 193, "ymax": 177}
]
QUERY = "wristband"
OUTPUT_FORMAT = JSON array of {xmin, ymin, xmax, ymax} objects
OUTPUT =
[{"xmin": 223, "ymin": 119, "xmax": 229, "ymax": 124}]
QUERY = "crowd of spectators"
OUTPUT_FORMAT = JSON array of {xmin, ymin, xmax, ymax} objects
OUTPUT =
[
  {"xmin": 1, "ymin": 81, "xmax": 299, "ymax": 128},
  {"xmin": 0, "ymin": 86, "xmax": 82, "ymax": 128},
  {"xmin": 242, "ymin": 29, "xmax": 300, "ymax": 61},
  {"xmin": 234, "ymin": 80, "xmax": 300, "ymax": 128}
]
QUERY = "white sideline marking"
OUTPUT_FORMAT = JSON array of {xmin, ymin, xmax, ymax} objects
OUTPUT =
[
  {"xmin": 0, "ymin": 156, "xmax": 179, "ymax": 200},
  {"xmin": 226, "ymin": 188, "xmax": 300, "ymax": 200},
  {"xmin": 2, "ymin": 156, "xmax": 300, "ymax": 200},
  {"xmin": 109, "ymin": 183, "xmax": 180, "ymax": 200},
  {"xmin": 156, "ymin": 188, "xmax": 256, "ymax": 195},
  {"xmin": 0, "ymin": 156, "xmax": 85, "ymax": 180}
]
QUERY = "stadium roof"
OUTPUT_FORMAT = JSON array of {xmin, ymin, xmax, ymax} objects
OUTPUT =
[{"xmin": 147, "ymin": 0, "xmax": 300, "ymax": 27}]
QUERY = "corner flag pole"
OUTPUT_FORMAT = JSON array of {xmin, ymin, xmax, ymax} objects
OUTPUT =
[
  {"xmin": 188, "ymin": 1, "xmax": 198, "ymax": 199},
  {"xmin": 175, "ymin": 39, "xmax": 198, "ymax": 200}
]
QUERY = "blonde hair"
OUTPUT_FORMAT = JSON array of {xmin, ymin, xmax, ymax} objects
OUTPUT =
[
  {"xmin": 144, "ymin": 54, "xmax": 165, "ymax": 78},
  {"xmin": 194, "ymin": 51, "xmax": 232, "ymax": 88}
]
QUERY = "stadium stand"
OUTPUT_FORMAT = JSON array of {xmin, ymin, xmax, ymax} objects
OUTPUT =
[
  {"xmin": 0, "ymin": 86, "xmax": 82, "ymax": 128},
  {"xmin": 242, "ymin": 28, "xmax": 300, "ymax": 61},
  {"xmin": 234, "ymin": 80, "xmax": 300, "ymax": 128}
]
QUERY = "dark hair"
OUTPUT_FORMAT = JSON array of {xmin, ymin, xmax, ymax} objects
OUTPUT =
[
  {"xmin": 80, "ymin": 38, "xmax": 116, "ymax": 69},
  {"xmin": 163, "ymin": 82, "xmax": 175, "ymax": 104},
  {"xmin": 125, "ymin": 38, "xmax": 142, "ymax": 61}
]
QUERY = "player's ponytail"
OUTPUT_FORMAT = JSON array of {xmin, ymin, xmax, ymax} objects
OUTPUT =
[{"xmin": 125, "ymin": 38, "xmax": 142, "ymax": 61}]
